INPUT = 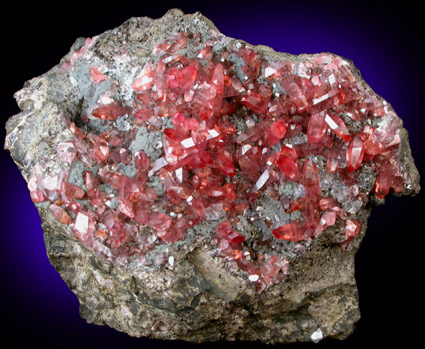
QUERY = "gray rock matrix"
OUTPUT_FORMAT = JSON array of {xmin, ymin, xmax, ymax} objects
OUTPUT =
[{"xmin": 4, "ymin": 9, "xmax": 420, "ymax": 344}]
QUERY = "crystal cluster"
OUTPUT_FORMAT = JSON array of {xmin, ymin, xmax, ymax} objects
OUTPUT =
[
  {"xmin": 26, "ymin": 29, "xmax": 408, "ymax": 291},
  {"xmin": 6, "ymin": 9, "xmax": 421, "ymax": 343}
]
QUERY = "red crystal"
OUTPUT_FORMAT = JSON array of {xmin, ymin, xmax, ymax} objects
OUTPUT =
[
  {"xmin": 307, "ymin": 112, "xmax": 327, "ymax": 143},
  {"xmin": 344, "ymin": 219, "xmax": 362, "ymax": 240},
  {"xmin": 132, "ymin": 62, "xmax": 155, "ymax": 91},
  {"xmin": 319, "ymin": 197, "xmax": 338, "ymax": 210},
  {"xmin": 273, "ymin": 222, "xmax": 306, "ymax": 241},
  {"xmin": 30, "ymin": 189, "xmax": 46, "ymax": 202},
  {"xmin": 237, "ymin": 121, "xmax": 269, "ymax": 144},
  {"xmin": 300, "ymin": 198, "xmax": 320, "ymax": 227},
  {"xmin": 215, "ymin": 151, "xmax": 236, "ymax": 177},
  {"xmin": 279, "ymin": 77, "xmax": 308, "ymax": 110},
  {"xmin": 134, "ymin": 108, "xmax": 154, "ymax": 122},
  {"xmin": 276, "ymin": 155, "xmax": 300, "ymax": 182},
  {"xmin": 374, "ymin": 166, "xmax": 394, "ymax": 199},
  {"xmin": 279, "ymin": 144, "xmax": 298, "ymax": 160},
  {"xmin": 320, "ymin": 210, "xmax": 337, "ymax": 228},
  {"xmin": 326, "ymin": 149, "xmax": 339, "ymax": 173},
  {"xmin": 134, "ymin": 150, "xmax": 150, "ymax": 171},
  {"xmin": 92, "ymin": 104, "xmax": 131, "ymax": 120},
  {"xmin": 63, "ymin": 182, "xmax": 85, "ymax": 199},
  {"xmin": 49, "ymin": 204, "xmax": 71, "ymax": 224},
  {"xmin": 217, "ymin": 221, "xmax": 245, "ymax": 244},
  {"xmin": 324, "ymin": 112, "xmax": 351, "ymax": 141},
  {"xmin": 346, "ymin": 134, "xmax": 365, "ymax": 172},
  {"xmin": 241, "ymin": 92, "xmax": 269, "ymax": 115},
  {"xmin": 302, "ymin": 160, "xmax": 321, "ymax": 199},
  {"xmin": 89, "ymin": 66, "xmax": 107, "ymax": 84},
  {"xmin": 73, "ymin": 211, "xmax": 95, "ymax": 242},
  {"xmin": 361, "ymin": 125, "xmax": 386, "ymax": 155},
  {"xmin": 148, "ymin": 212, "xmax": 172, "ymax": 232},
  {"xmin": 267, "ymin": 119, "xmax": 287, "ymax": 146}
]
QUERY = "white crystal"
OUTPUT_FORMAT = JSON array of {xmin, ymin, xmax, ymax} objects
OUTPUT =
[
  {"xmin": 205, "ymin": 203, "xmax": 225, "ymax": 221},
  {"xmin": 207, "ymin": 129, "xmax": 220, "ymax": 139},
  {"xmin": 342, "ymin": 200, "xmax": 363, "ymax": 214},
  {"xmin": 43, "ymin": 175, "xmax": 58, "ymax": 191},
  {"xmin": 292, "ymin": 183, "xmax": 306, "ymax": 200},
  {"xmin": 181, "ymin": 137, "xmax": 196, "ymax": 148},
  {"xmin": 253, "ymin": 169, "xmax": 270, "ymax": 192},
  {"xmin": 311, "ymin": 328, "xmax": 323, "ymax": 343},
  {"xmin": 148, "ymin": 157, "xmax": 168, "ymax": 176},
  {"xmin": 325, "ymin": 113, "xmax": 338, "ymax": 130},
  {"xmin": 175, "ymin": 167, "xmax": 183, "ymax": 183},
  {"xmin": 241, "ymin": 144, "xmax": 252, "ymax": 155},
  {"xmin": 168, "ymin": 256, "xmax": 174, "ymax": 266},
  {"xmin": 27, "ymin": 175, "xmax": 38, "ymax": 191},
  {"xmin": 264, "ymin": 66, "xmax": 276, "ymax": 78},
  {"xmin": 74, "ymin": 212, "xmax": 89, "ymax": 235},
  {"xmin": 312, "ymin": 93, "xmax": 329, "ymax": 105}
]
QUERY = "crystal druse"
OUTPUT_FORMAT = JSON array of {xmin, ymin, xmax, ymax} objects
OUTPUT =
[{"xmin": 4, "ymin": 9, "xmax": 420, "ymax": 344}]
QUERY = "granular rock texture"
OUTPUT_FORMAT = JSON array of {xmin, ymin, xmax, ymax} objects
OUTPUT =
[{"xmin": 4, "ymin": 9, "xmax": 420, "ymax": 344}]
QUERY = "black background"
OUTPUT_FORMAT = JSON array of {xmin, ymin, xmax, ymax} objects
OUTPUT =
[{"xmin": 1, "ymin": 0, "xmax": 424, "ymax": 347}]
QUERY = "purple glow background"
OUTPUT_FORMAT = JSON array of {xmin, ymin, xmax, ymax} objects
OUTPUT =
[{"xmin": 1, "ymin": 1, "xmax": 423, "ymax": 347}]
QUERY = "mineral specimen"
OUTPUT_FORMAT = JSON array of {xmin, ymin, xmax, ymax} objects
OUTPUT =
[{"xmin": 4, "ymin": 9, "xmax": 420, "ymax": 344}]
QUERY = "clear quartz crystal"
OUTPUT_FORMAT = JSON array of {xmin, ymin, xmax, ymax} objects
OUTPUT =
[{"xmin": 311, "ymin": 328, "xmax": 323, "ymax": 343}]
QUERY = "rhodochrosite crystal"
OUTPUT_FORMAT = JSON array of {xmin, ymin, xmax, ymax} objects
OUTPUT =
[{"xmin": 5, "ymin": 9, "xmax": 420, "ymax": 344}]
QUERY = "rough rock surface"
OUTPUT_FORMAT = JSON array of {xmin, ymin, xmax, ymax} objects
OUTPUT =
[{"xmin": 4, "ymin": 9, "xmax": 420, "ymax": 344}]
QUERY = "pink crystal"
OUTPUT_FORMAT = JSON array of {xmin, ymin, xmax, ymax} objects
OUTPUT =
[
  {"xmin": 307, "ymin": 112, "xmax": 327, "ymax": 143},
  {"xmin": 273, "ymin": 222, "xmax": 306, "ymax": 241},
  {"xmin": 217, "ymin": 221, "xmax": 245, "ymax": 244},
  {"xmin": 92, "ymin": 104, "xmax": 131, "ymax": 120},
  {"xmin": 346, "ymin": 134, "xmax": 365, "ymax": 172},
  {"xmin": 319, "ymin": 198, "xmax": 338, "ymax": 210},
  {"xmin": 344, "ymin": 219, "xmax": 362, "ymax": 240},
  {"xmin": 134, "ymin": 151, "xmax": 150, "ymax": 171},
  {"xmin": 134, "ymin": 108, "xmax": 154, "ymax": 122},
  {"xmin": 50, "ymin": 204, "xmax": 71, "ymax": 224},
  {"xmin": 324, "ymin": 113, "xmax": 351, "ymax": 141},
  {"xmin": 30, "ymin": 189, "xmax": 46, "ymax": 202},
  {"xmin": 241, "ymin": 92, "xmax": 269, "ymax": 115},
  {"xmin": 63, "ymin": 182, "xmax": 85, "ymax": 199},
  {"xmin": 326, "ymin": 149, "xmax": 339, "ymax": 173},
  {"xmin": 302, "ymin": 160, "xmax": 321, "ymax": 199},
  {"xmin": 89, "ymin": 66, "xmax": 107, "ymax": 84},
  {"xmin": 73, "ymin": 212, "xmax": 95, "ymax": 242},
  {"xmin": 132, "ymin": 62, "xmax": 155, "ymax": 91},
  {"xmin": 267, "ymin": 119, "xmax": 287, "ymax": 146},
  {"xmin": 61, "ymin": 37, "xmax": 97, "ymax": 71},
  {"xmin": 374, "ymin": 166, "xmax": 394, "ymax": 199},
  {"xmin": 320, "ymin": 210, "xmax": 337, "ymax": 228},
  {"xmin": 57, "ymin": 142, "xmax": 76, "ymax": 164},
  {"xmin": 215, "ymin": 151, "xmax": 236, "ymax": 177},
  {"xmin": 276, "ymin": 155, "xmax": 300, "ymax": 182},
  {"xmin": 279, "ymin": 77, "xmax": 308, "ymax": 110},
  {"xmin": 148, "ymin": 212, "xmax": 172, "ymax": 232}
]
